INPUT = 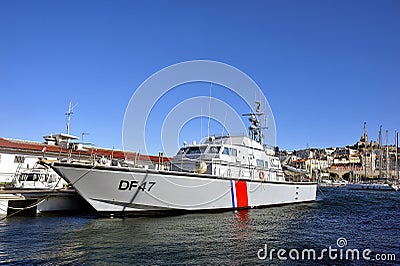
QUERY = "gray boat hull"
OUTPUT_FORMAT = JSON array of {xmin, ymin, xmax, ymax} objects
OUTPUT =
[{"xmin": 51, "ymin": 162, "xmax": 317, "ymax": 215}]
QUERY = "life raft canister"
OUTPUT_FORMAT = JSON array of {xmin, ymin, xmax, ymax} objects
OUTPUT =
[
  {"xmin": 259, "ymin": 171, "xmax": 265, "ymax": 181},
  {"xmin": 195, "ymin": 161, "xmax": 207, "ymax": 174}
]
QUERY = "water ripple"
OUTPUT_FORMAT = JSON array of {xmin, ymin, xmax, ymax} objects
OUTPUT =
[{"xmin": 0, "ymin": 188, "xmax": 399, "ymax": 264}]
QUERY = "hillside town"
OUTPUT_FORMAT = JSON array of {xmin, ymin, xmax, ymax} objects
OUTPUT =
[{"xmin": 279, "ymin": 124, "xmax": 400, "ymax": 183}]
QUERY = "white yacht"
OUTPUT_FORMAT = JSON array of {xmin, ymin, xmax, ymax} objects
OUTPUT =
[
  {"xmin": 46, "ymin": 109, "xmax": 317, "ymax": 216},
  {"xmin": 13, "ymin": 168, "xmax": 63, "ymax": 190},
  {"xmin": 347, "ymin": 182, "xmax": 399, "ymax": 191}
]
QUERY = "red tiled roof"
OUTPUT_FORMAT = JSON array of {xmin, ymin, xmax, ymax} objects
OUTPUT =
[{"xmin": 0, "ymin": 137, "xmax": 172, "ymax": 163}]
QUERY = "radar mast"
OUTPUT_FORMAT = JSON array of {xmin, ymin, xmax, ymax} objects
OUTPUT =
[{"xmin": 242, "ymin": 101, "xmax": 265, "ymax": 144}]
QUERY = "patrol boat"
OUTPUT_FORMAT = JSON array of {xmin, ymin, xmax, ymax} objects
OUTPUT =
[{"xmin": 46, "ymin": 108, "xmax": 317, "ymax": 215}]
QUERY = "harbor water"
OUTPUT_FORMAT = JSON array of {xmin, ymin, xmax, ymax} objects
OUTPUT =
[{"xmin": 0, "ymin": 187, "xmax": 399, "ymax": 265}]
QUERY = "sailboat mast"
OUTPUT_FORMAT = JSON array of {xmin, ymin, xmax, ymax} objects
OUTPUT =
[
  {"xmin": 200, "ymin": 108, "xmax": 203, "ymax": 141},
  {"xmin": 207, "ymin": 83, "xmax": 212, "ymax": 137},
  {"xmin": 242, "ymin": 101, "xmax": 264, "ymax": 145},
  {"xmin": 364, "ymin": 122, "xmax": 367, "ymax": 179},
  {"xmin": 386, "ymin": 130, "xmax": 389, "ymax": 178},
  {"xmin": 379, "ymin": 126, "xmax": 382, "ymax": 179},
  {"xmin": 66, "ymin": 101, "xmax": 73, "ymax": 135},
  {"xmin": 396, "ymin": 130, "xmax": 398, "ymax": 181}
]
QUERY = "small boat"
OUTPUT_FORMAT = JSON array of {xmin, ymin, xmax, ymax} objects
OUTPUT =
[
  {"xmin": 347, "ymin": 182, "xmax": 399, "ymax": 191},
  {"xmin": 282, "ymin": 164, "xmax": 308, "ymax": 174},
  {"xmin": 13, "ymin": 168, "xmax": 65, "ymax": 190},
  {"xmin": 319, "ymin": 179, "xmax": 348, "ymax": 187}
]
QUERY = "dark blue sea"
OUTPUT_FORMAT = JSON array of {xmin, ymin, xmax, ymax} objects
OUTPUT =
[{"xmin": 0, "ymin": 187, "xmax": 399, "ymax": 265}]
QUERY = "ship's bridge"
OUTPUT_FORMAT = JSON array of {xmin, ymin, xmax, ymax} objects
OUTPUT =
[
  {"xmin": 171, "ymin": 135, "xmax": 284, "ymax": 182},
  {"xmin": 174, "ymin": 135, "xmax": 275, "ymax": 160},
  {"xmin": 201, "ymin": 135, "xmax": 264, "ymax": 150}
]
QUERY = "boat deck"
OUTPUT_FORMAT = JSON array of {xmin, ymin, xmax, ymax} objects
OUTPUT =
[{"xmin": 0, "ymin": 188, "xmax": 78, "ymax": 198}]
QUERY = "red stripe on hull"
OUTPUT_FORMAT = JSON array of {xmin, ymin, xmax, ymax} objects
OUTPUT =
[{"xmin": 235, "ymin": 180, "xmax": 248, "ymax": 208}]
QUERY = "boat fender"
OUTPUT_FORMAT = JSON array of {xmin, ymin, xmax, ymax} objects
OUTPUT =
[{"xmin": 259, "ymin": 171, "xmax": 265, "ymax": 181}]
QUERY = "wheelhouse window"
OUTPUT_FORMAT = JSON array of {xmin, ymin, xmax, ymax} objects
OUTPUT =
[
  {"xmin": 222, "ymin": 147, "xmax": 237, "ymax": 157},
  {"xmin": 256, "ymin": 159, "xmax": 264, "ymax": 168},
  {"xmin": 14, "ymin": 156, "xmax": 25, "ymax": 164},
  {"xmin": 177, "ymin": 147, "xmax": 188, "ymax": 155},
  {"xmin": 20, "ymin": 173, "xmax": 39, "ymax": 181},
  {"xmin": 186, "ymin": 146, "xmax": 206, "ymax": 155},
  {"xmin": 208, "ymin": 146, "xmax": 221, "ymax": 154},
  {"xmin": 222, "ymin": 147, "xmax": 230, "ymax": 155},
  {"xmin": 271, "ymin": 158, "xmax": 280, "ymax": 167}
]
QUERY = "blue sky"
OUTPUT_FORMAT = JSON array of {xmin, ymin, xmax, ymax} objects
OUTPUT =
[{"xmin": 1, "ymin": 0, "xmax": 399, "ymax": 154}]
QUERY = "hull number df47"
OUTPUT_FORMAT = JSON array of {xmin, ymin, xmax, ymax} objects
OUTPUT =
[{"xmin": 118, "ymin": 180, "xmax": 156, "ymax": 192}]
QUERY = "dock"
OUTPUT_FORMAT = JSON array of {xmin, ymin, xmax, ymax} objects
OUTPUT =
[{"xmin": 0, "ymin": 189, "xmax": 91, "ymax": 216}]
